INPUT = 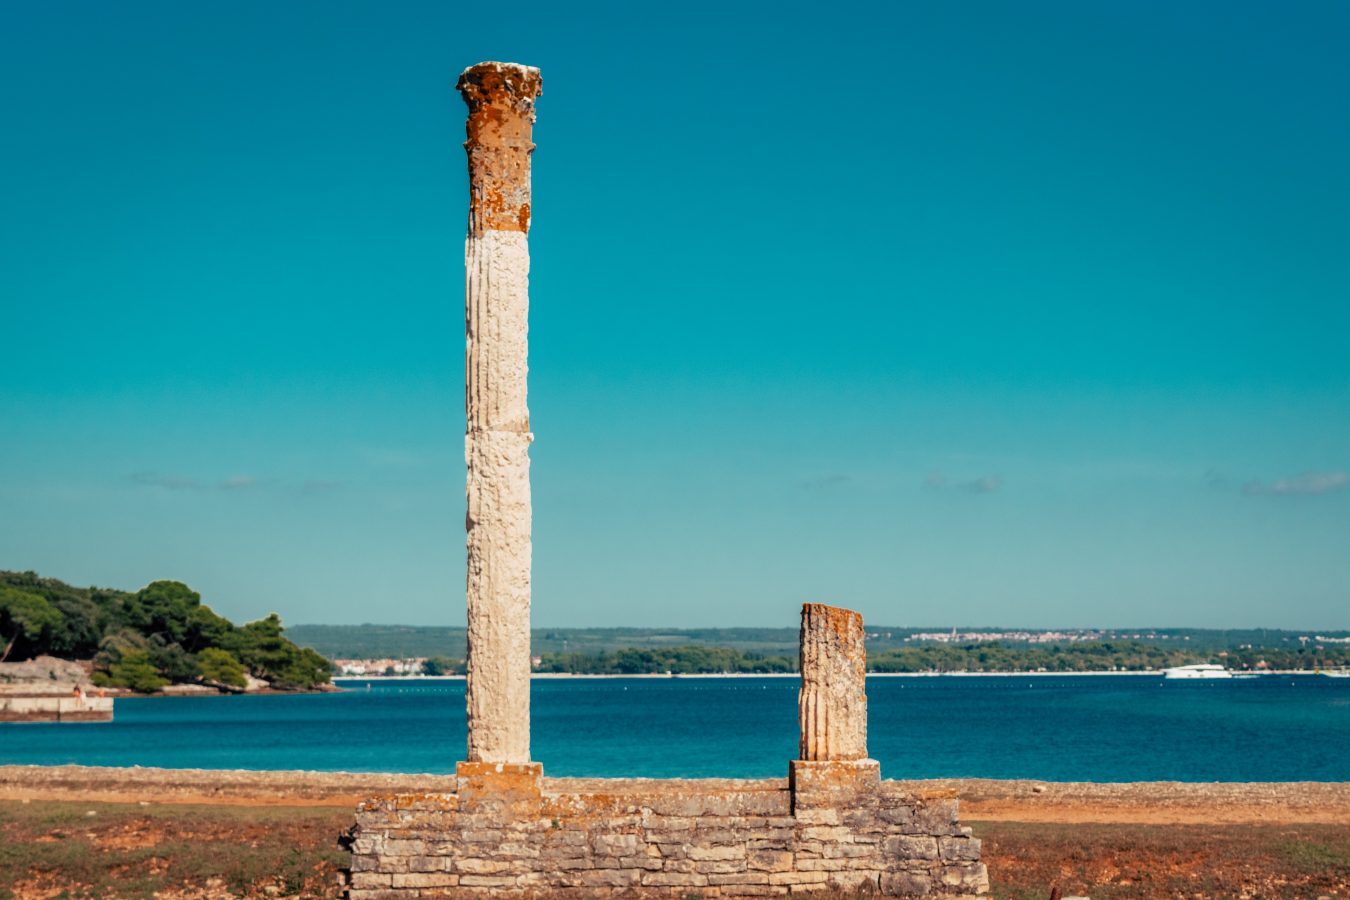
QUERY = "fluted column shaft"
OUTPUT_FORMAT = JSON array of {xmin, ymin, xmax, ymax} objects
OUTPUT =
[
  {"xmin": 457, "ymin": 62, "xmax": 542, "ymax": 765},
  {"xmin": 799, "ymin": 603, "xmax": 868, "ymax": 761}
]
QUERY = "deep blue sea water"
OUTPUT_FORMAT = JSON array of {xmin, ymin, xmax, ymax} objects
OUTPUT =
[{"xmin": 3, "ymin": 675, "xmax": 1348, "ymax": 781}]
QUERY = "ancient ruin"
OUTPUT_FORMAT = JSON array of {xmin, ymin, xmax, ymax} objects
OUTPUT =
[
  {"xmin": 461, "ymin": 60, "xmax": 539, "ymax": 770},
  {"xmin": 345, "ymin": 61, "xmax": 986, "ymax": 897}
]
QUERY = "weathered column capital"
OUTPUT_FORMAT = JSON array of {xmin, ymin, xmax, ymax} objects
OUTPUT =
[{"xmin": 457, "ymin": 62, "xmax": 543, "ymax": 236}]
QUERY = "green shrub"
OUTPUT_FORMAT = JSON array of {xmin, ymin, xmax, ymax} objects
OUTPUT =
[
  {"xmin": 197, "ymin": 647, "xmax": 247, "ymax": 688},
  {"xmin": 103, "ymin": 649, "xmax": 168, "ymax": 693}
]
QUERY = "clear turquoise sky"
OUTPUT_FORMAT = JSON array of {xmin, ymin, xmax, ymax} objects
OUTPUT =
[{"xmin": 3, "ymin": 1, "xmax": 1348, "ymax": 629}]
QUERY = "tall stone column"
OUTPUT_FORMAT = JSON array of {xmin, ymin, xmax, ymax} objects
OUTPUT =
[
  {"xmin": 798, "ymin": 603, "xmax": 868, "ymax": 760},
  {"xmin": 457, "ymin": 61, "xmax": 542, "ymax": 766}
]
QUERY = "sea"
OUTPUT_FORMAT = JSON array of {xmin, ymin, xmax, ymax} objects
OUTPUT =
[{"xmin": 2, "ymin": 675, "xmax": 1348, "ymax": 782}]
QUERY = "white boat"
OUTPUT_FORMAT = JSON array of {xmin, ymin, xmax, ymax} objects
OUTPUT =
[
  {"xmin": 1320, "ymin": 669, "xmax": 1350, "ymax": 678},
  {"xmin": 1163, "ymin": 664, "xmax": 1232, "ymax": 680}
]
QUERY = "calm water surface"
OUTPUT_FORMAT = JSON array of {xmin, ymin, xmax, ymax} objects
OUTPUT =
[{"xmin": 2, "ymin": 676, "xmax": 1347, "ymax": 781}]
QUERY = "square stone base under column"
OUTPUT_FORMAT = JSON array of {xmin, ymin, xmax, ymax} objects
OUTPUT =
[
  {"xmin": 455, "ymin": 761, "xmax": 542, "ymax": 813},
  {"xmin": 789, "ymin": 757, "xmax": 882, "ymax": 812}
]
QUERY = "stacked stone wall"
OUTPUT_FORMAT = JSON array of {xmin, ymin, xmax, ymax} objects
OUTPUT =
[{"xmin": 346, "ymin": 772, "xmax": 986, "ymax": 898}]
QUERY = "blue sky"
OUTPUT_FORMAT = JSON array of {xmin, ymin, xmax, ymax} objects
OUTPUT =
[{"xmin": 3, "ymin": 1, "xmax": 1348, "ymax": 629}]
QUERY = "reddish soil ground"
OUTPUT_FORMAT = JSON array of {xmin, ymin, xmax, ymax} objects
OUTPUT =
[{"xmin": 1, "ymin": 767, "xmax": 1347, "ymax": 898}]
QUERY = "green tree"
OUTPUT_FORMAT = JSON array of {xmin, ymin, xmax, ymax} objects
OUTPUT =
[
  {"xmin": 224, "ymin": 614, "xmax": 331, "ymax": 689},
  {"xmin": 420, "ymin": 656, "xmax": 461, "ymax": 676},
  {"xmin": 148, "ymin": 637, "xmax": 200, "ymax": 683},
  {"xmin": 0, "ymin": 586, "xmax": 61, "ymax": 662},
  {"xmin": 226, "ymin": 613, "xmax": 293, "ymax": 676},
  {"xmin": 184, "ymin": 604, "xmax": 234, "ymax": 652},
  {"xmin": 272, "ymin": 647, "xmax": 332, "ymax": 690},
  {"xmin": 197, "ymin": 647, "xmax": 247, "ymax": 688},
  {"xmin": 103, "ymin": 649, "xmax": 168, "ymax": 693},
  {"xmin": 93, "ymin": 627, "xmax": 149, "ymax": 673},
  {"xmin": 118, "ymin": 581, "xmax": 201, "ymax": 643},
  {"xmin": 47, "ymin": 593, "xmax": 102, "ymax": 658}
]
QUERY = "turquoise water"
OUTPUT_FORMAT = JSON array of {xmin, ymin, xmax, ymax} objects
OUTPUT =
[{"xmin": 2, "ymin": 675, "xmax": 1347, "ymax": 781}]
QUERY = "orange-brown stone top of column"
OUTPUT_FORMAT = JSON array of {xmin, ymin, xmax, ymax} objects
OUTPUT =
[
  {"xmin": 801, "ymin": 603, "xmax": 864, "ymax": 647},
  {"xmin": 457, "ymin": 61, "xmax": 543, "ymax": 236}
]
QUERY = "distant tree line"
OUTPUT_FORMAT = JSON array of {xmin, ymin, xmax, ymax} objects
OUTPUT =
[
  {"xmin": 419, "ymin": 656, "xmax": 464, "ymax": 676},
  {"xmin": 289, "ymin": 622, "xmax": 1350, "ymax": 662},
  {"xmin": 535, "ymin": 646, "xmax": 796, "ymax": 675},
  {"xmin": 0, "ymin": 571, "xmax": 331, "ymax": 693},
  {"xmin": 401, "ymin": 640, "xmax": 1350, "ymax": 676}
]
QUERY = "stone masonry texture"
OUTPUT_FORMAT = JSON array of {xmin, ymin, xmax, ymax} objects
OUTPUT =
[
  {"xmin": 458, "ymin": 61, "xmax": 542, "ymax": 765},
  {"xmin": 346, "ymin": 774, "xmax": 988, "ymax": 898}
]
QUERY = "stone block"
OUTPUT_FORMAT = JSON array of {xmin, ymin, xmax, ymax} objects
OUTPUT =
[
  {"xmin": 881, "ymin": 870, "xmax": 933, "ymax": 895},
  {"xmin": 578, "ymin": 869, "xmax": 641, "ymax": 887},
  {"xmin": 688, "ymin": 845, "xmax": 746, "ymax": 861},
  {"xmin": 746, "ymin": 850, "xmax": 794, "ymax": 872},
  {"xmin": 884, "ymin": 834, "xmax": 939, "ymax": 860},
  {"xmin": 822, "ymin": 842, "xmax": 879, "ymax": 859},
  {"xmin": 348, "ymin": 872, "xmax": 392, "ymax": 889},
  {"xmin": 794, "ymin": 858, "xmax": 850, "ymax": 872},
  {"xmin": 913, "ymin": 799, "xmax": 960, "ymax": 833},
  {"xmin": 453, "ymin": 857, "xmax": 514, "ymax": 875},
  {"xmin": 793, "ymin": 808, "xmax": 842, "ymax": 826},
  {"xmin": 708, "ymin": 873, "xmax": 772, "ymax": 885},
  {"xmin": 728, "ymin": 887, "xmax": 790, "ymax": 896},
  {"xmin": 407, "ymin": 855, "xmax": 450, "ymax": 872},
  {"xmin": 831, "ymin": 871, "xmax": 881, "ymax": 890},
  {"xmin": 642, "ymin": 871, "xmax": 710, "ymax": 887},
  {"xmin": 800, "ymin": 825, "xmax": 853, "ymax": 843},
  {"xmin": 350, "ymin": 854, "xmax": 380, "ymax": 872},
  {"xmin": 391, "ymin": 872, "xmax": 458, "ymax": 888},
  {"xmin": 789, "ymin": 759, "xmax": 881, "ymax": 813},
  {"xmin": 769, "ymin": 870, "xmax": 828, "ymax": 885},
  {"xmin": 593, "ymin": 833, "xmax": 642, "ymax": 856},
  {"xmin": 941, "ymin": 862, "xmax": 989, "ymax": 893},
  {"xmin": 382, "ymin": 839, "xmax": 426, "ymax": 856},
  {"xmin": 455, "ymin": 762, "xmax": 543, "ymax": 813},
  {"xmin": 939, "ymin": 836, "xmax": 982, "ymax": 861},
  {"xmin": 457, "ymin": 874, "xmax": 517, "ymax": 887}
]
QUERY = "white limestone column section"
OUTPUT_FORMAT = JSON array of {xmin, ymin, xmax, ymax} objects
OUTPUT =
[
  {"xmin": 799, "ymin": 603, "xmax": 868, "ymax": 761},
  {"xmin": 458, "ymin": 62, "xmax": 542, "ymax": 765},
  {"xmin": 464, "ymin": 232, "xmax": 532, "ymax": 764}
]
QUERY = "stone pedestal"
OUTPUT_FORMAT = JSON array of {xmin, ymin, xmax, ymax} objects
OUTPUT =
[
  {"xmin": 789, "ymin": 757, "xmax": 881, "ymax": 813},
  {"xmin": 454, "ymin": 761, "xmax": 543, "ymax": 814}
]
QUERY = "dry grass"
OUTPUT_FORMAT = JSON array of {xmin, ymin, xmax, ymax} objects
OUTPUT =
[
  {"xmin": 0, "ymin": 801, "xmax": 349, "ymax": 899},
  {"xmin": 4, "ymin": 801, "xmax": 1350, "ymax": 898},
  {"xmin": 975, "ymin": 821, "xmax": 1350, "ymax": 899}
]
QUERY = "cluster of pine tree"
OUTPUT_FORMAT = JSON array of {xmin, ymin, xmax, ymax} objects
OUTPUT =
[{"xmin": 0, "ymin": 572, "xmax": 331, "ymax": 693}]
